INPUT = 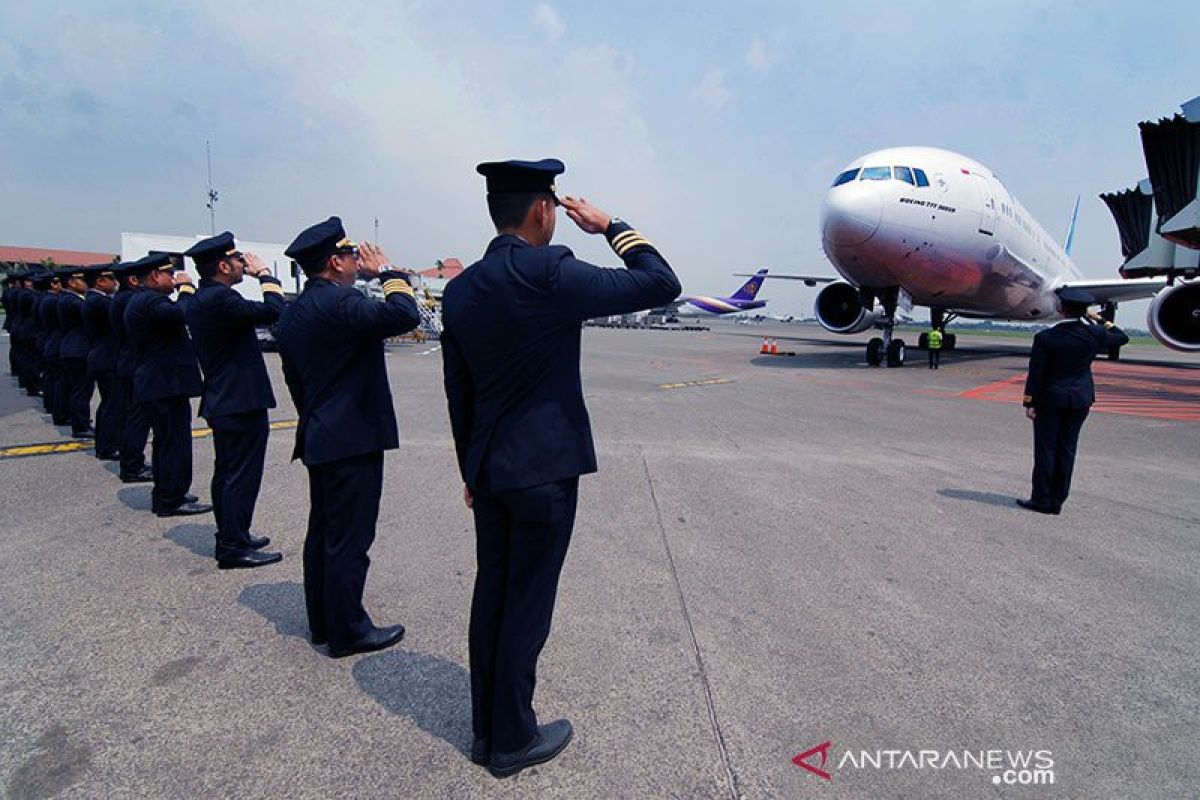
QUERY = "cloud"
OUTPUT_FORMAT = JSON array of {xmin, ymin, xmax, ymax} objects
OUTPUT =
[
  {"xmin": 690, "ymin": 69, "xmax": 732, "ymax": 111},
  {"xmin": 532, "ymin": 3, "xmax": 566, "ymax": 42},
  {"xmin": 746, "ymin": 36, "xmax": 771, "ymax": 71}
]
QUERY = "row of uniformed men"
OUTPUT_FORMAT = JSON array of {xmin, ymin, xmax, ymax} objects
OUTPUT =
[{"xmin": 3, "ymin": 158, "xmax": 684, "ymax": 778}]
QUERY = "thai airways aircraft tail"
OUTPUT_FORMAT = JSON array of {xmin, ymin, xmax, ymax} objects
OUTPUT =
[{"xmin": 730, "ymin": 270, "xmax": 767, "ymax": 302}]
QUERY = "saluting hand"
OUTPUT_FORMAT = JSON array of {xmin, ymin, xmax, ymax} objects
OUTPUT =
[
  {"xmin": 244, "ymin": 252, "xmax": 269, "ymax": 278},
  {"xmin": 1026, "ymin": 407, "xmax": 1037, "ymax": 420},
  {"xmin": 357, "ymin": 241, "xmax": 390, "ymax": 279},
  {"xmin": 561, "ymin": 196, "xmax": 612, "ymax": 234}
]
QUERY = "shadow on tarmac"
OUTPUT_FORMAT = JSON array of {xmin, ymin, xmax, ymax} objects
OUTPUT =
[
  {"xmin": 117, "ymin": 485, "xmax": 152, "ymax": 511},
  {"xmin": 238, "ymin": 581, "xmax": 310, "ymax": 640},
  {"xmin": 164, "ymin": 523, "xmax": 216, "ymax": 558},
  {"xmin": 938, "ymin": 488, "xmax": 1021, "ymax": 509},
  {"xmin": 353, "ymin": 649, "xmax": 473, "ymax": 759}
]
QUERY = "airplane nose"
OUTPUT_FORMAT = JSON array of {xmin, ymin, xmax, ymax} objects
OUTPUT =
[{"xmin": 821, "ymin": 183, "xmax": 882, "ymax": 247}]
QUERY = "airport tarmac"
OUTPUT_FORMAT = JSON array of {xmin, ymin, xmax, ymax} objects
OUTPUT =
[{"xmin": 1, "ymin": 322, "xmax": 1197, "ymax": 799}]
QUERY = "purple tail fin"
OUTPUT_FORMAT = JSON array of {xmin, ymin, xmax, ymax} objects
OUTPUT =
[{"xmin": 730, "ymin": 269, "xmax": 768, "ymax": 302}]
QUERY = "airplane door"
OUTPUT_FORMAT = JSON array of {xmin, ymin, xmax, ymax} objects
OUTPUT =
[{"xmin": 971, "ymin": 174, "xmax": 998, "ymax": 235}]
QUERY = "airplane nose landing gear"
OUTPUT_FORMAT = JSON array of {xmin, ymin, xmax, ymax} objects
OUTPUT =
[{"xmin": 865, "ymin": 287, "xmax": 905, "ymax": 367}]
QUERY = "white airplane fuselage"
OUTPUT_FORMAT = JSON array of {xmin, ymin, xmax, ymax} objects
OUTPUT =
[{"xmin": 821, "ymin": 146, "xmax": 1082, "ymax": 321}]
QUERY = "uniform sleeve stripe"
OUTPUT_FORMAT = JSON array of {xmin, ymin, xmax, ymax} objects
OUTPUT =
[
  {"xmin": 261, "ymin": 283, "xmax": 284, "ymax": 294},
  {"xmin": 382, "ymin": 280, "xmax": 414, "ymax": 296},
  {"xmin": 611, "ymin": 230, "xmax": 641, "ymax": 248},
  {"xmin": 616, "ymin": 236, "xmax": 653, "ymax": 256},
  {"xmin": 177, "ymin": 285, "xmax": 196, "ymax": 294}
]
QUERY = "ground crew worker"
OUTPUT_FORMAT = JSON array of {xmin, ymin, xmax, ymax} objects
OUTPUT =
[
  {"xmin": 442, "ymin": 159, "xmax": 681, "ymax": 777},
  {"xmin": 1019, "ymin": 287, "xmax": 1129, "ymax": 514},
  {"xmin": 927, "ymin": 327, "xmax": 943, "ymax": 369},
  {"xmin": 277, "ymin": 217, "xmax": 421, "ymax": 657},
  {"xmin": 183, "ymin": 232, "xmax": 285, "ymax": 569}
]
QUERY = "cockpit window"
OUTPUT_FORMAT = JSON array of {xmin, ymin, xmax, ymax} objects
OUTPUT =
[
  {"xmin": 861, "ymin": 166, "xmax": 891, "ymax": 181},
  {"xmin": 894, "ymin": 166, "xmax": 915, "ymax": 185},
  {"xmin": 832, "ymin": 168, "xmax": 859, "ymax": 187},
  {"xmin": 913, "ymin": 168, "xmax": 930, "ymax": 187}
]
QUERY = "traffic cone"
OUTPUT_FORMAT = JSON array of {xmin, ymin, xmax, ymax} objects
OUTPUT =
[
  {"xmin": 769, "ymin": 338, "xmax": 779, "ymax": 355},
  {"xmin": 760, "ymin": 337, "xmax": 770, "ymax": 354}
]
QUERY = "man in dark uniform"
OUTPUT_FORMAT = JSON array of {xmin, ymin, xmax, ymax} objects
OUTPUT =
[
  {"xmin": 9, "ymin": 274, "xmax": 36, "ymax": 394},
  {"xmin": 124, "ymin": 254, "xmax": 211, "ymax": 516},
  {"xmin": 183, "ymin": 232, "xmax": 285, "ymax": 569},
  {"xmin": 57, "ymin": 267, "xmax": 97, "ymax": 438},
  {"xmin": 83, "ymin": 263, "xmax": 122, "ymax": 460},
  {"xmin": 3, "ymin": 274, "xmax": 17, "ymax": 379},
  {"xmin": 20, "ymin": 274, "xmax": 46, "ymax": 398},
  {"xmin": 1019, "ymin": 287, "xmax": 1129, "ymax": 514},
  {"xmin": 38, "ymin": 272, "xmax": 67, "ymax": 423},
  {"xmin": 111, "ymin": 262, "xmax": 153, "ymax": 482},
  {"xmin": 442, "ymin": 159, "xmax": 681, "ymax": 777},
  {"xmin": 277, "ymin": 217, "xmax": 421, "ymax": 658}
]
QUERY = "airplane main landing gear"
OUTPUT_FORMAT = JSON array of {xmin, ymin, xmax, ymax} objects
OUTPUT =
[
  {"xmin": 867, "ymin": 337, "xmax": 884, "ymax": 366},
  {"xmin": 886, "ymin": 339, "xmax": 906, "ymax": 367}
]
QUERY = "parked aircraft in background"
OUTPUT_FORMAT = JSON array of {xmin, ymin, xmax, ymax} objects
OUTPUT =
[
  {"xmin": 674, "ymin": 269, "xmax": 771, "ymax": 316},
  {"xmin": 748, "ymin": 146, "xmax": 1190, "ymax": 366}
]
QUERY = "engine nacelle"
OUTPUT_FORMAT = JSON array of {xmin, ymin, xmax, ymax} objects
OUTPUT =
[
  {"xmin": 815, "ymin": 282, "xmax": 883, "ymax": 334},
  {"xmin": 1147, "ymin": 281, "xmax": 1200, "ymax": 352}
]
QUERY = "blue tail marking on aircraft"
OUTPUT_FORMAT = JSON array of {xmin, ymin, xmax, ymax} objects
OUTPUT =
[
  {"xmin": 730, "ymin": 269, "xmax": 768, "ymax": 302},
  {"xmin": 1063, "ymin": 195, "xmax": 1080, "ymax": 258}
]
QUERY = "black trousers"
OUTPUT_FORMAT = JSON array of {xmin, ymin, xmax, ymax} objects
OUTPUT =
[
  {"xmin": 43, "ymin": 358, "xmax": 64, "ymax": 419},
  {"xmin": 21, "ymin": 341, "xmax": 42, "ymax": 395},
  {"xmin": 92, "ymin": 371, "xmax": 123, "ymax": 458},
  {"xmin": 118, "ymin": 377, "xmax": 150, "ymax": 477},
  {"xmin": 928, "ymin": 349, "xmax": 941, "ymax": 369},
  {"xmin": 209, "ymin": 410, "xmax": 269, "ymax": 551},
  {"xmin": 469, "ymin": 476, "xmax": 579, "ymax": 754},
  {"xmin": 143, "ymin": 396, "xmax": 194, "ymax": 511},
  {"xmin": 62, "ymin": 358, "xmax": 94, "ymax": 434},
  {"xmin": 1031, "ymin": 406, "xmax": 1089, "ymax": 509},
  {"xmin": 304, "ymin": 451, "xmax": 385, "ymax": 649}
]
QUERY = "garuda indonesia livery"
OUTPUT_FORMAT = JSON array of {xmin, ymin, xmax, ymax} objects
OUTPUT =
[
  {"xmin": 751, "ymin": 146, "xmax": 1189, "ymax": 367},
  {"xmin": 678, "ymin": 269, "xmax": 769, "ymax": 315}
]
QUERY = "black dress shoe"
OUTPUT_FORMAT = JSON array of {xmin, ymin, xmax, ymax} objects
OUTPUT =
[
  {"xmin": 311, "ymin": 633, "xmax": 328, "ymax": 646},
  {"xmin": 96, "ymin": 451, "xmax": 121, "ymax": 461},
  {"xmin": 154, "ymin": 501, "xmax": 213, "ymax": 517},
  {"xmin": 120, "ymin": 468, "xmax": 154, "ymax": 483},
  {"xmin": 1016, "ymin": 499, "xmax": 1060, "ymax": 515},
  {"xmin": 471, "ymin": 738, "xmax": 490, "ymax": 767},
  {"xmin": 216, "ymin": 549, "xmax": 282, "ymax": 569},
  {"xmin": 246, "ymin": 534, "xmax": 271, "ymax": 550},
  {"xmin": 328, "ymin": 624, "xmax": 406, "ymax": 659},
  {"xmin": 72, "ymin": 429, "xmax": 96, "ymax": 439},
  {"xmin": 489, "ymin": 719, "xmax": 573, "ymax": 778},
  {"xmin": 183, "ymin": 493, "xmax": 198, "ymax": 504}
]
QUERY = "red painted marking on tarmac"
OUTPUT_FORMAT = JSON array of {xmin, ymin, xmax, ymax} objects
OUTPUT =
[{"xmin": 960, "ymin": 362, "xmax": 1200, "ymax": 422}]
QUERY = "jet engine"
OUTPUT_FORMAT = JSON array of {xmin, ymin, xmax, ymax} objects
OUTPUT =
[
  {"xmin": 814, "ymin": 282, "xmax": 883, "ymax": 334},
  {"xmin": 1147, "ymin": 281, "xmax": 1200, "ymax": 352}
]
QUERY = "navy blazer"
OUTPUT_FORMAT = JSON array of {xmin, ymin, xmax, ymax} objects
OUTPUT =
[
  {"xmin": 441, "ymin": 221, "xmax": 681, "ymax": 492},
  {"xmin": 110, "ymin": 288, "xmax": 138, "ymax": 378},
  {"xmin": 1, "ymin": 286, "xmax": 11, "ymax": 332},
  {"xmin": 39, "ymin": 293, "xmax": 63, "ymax": 357},
  {"xmin": 1024, "ymin": 319, "xmax": 1130, "ymax": 409},
  {"xmin": 14, "ymin": 288, "xmax": 36, "ymax": 339},
  {"xmin": 124, "ymin": 286, "xmax": 203, "ymax": 404},
  {"xmin": 278, "ymin": 272, "xmax": 422, "ymax": 466},
  {"xmin": 57, "ymin": 291, "xmax": 90, "ymax": 360},
  {"xmin": 83, "ymin": 289, "xmax": 118, "ymax": 374},
  {"xmin": 185, "ymin": 276, "xmax": 287, "ymax": 420}
]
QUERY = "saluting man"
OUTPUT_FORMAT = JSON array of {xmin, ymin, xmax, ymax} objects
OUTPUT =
[
  {"xmin": 183, "ymin": 232, "xmax": 285, "ymax": 570},
  {"xmin": 38, "ymin": 272, "xmax": 66, "ymax": 424},
  {"xmin": 441, "ymin": 159, "xmax": 681, "ymax": 777},
  {"xmin": 58, "ymin": 267, "xmax": 97, "ymax": 439},
  {"xmin": 110, "ymin": 262, "xmax": 153, "ymax": 483},
  {"xmin": 124, "ymin": 254, "xmax": 211, "ymax": 517},
  {"xmin": 277, "ymin": 217, "xmax": 422, "ymax": 658},
  {"xmin": 82, "ymin": 263, "xmax": 122, "ymax": 459},
  {"xmin": 1019, "ymin": 287, "xmax": 1129, "ymax": 514}
]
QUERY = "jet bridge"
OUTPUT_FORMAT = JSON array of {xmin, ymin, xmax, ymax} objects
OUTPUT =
[{"xmin": 1139, "ymin": 98, "xmax": 1200, "ymax": 252}]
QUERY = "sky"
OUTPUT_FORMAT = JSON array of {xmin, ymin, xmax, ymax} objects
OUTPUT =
[{"xmin": 2, "ymin": 0, "xmax": 1198, "ymax": 323}]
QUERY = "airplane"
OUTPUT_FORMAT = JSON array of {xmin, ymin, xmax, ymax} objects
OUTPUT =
[
  {"xmin": 744, "ymin": 145, "xmax": 1196, "ymax": 367},
  {"xmin": 672, "ymin": 269, "xmax": 770, "ymax": 316}
]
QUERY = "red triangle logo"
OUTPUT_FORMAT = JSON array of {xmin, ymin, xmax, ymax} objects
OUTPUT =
[{"xmin": 793, "ymin": 741, "xmax": 833, "ymax": 781}]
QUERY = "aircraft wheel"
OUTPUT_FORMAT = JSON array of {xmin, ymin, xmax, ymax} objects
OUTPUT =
[
  {"xmin": 866, "ymin": 337, "xmax": 884, "ymax": 366},
  {"xmin": 944, "ymin": 333, "xmax": 957, "ymax": 350},
  {"xmin": 886, "ymin": 339, "xmax": 906, "ymax": 367},
  {"xmin": 917, "ymin": 332, "xmax": 929, "ymax": 350}
]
